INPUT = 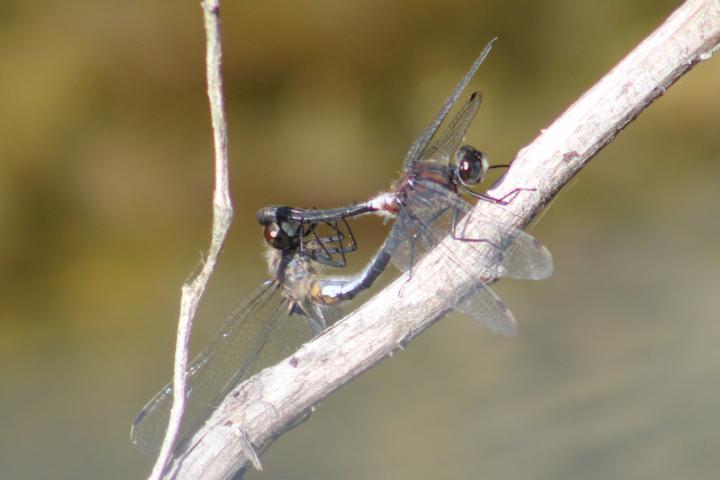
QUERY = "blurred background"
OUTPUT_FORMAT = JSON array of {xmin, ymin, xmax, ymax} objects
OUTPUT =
[{"xmin": 1, "ymin": 1, "xmax": 719, "ymax": 478}]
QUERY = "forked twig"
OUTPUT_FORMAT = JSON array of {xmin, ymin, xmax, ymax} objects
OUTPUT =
[
  {"xmin": 164, "ymin": 1, "xmax": 720, "ymax": 478},
  {"xmin": 146, "ymin": 1, "xmax": 233, "ymax": 479}
]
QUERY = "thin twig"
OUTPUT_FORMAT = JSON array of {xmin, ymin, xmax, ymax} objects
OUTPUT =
[
  {"xmin": 164, "ymin": 0, "xmax": 720, "ymax": 478},
  {"xmin": 146, "ymin": 1, "xmax": 233, "ymax": 479}
]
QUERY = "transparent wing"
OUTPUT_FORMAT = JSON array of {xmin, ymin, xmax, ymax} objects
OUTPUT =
[
  {"xmin": 491, "ymin": 229, "xmax": 554, "ymax": 280},
  {"xmin": 421, "ymin": 93, "xmax": 482, "ymax": 164},
  {"xmin": 455, "ymin": 280, "xmax": 517, "ymax": 337},
  {"xmin": 383, "ymin": 181, "xmax": 552, "ymax": 335},
  {"xmin": 402, "ymin": 38, "xmax": 496, "ymax": 170},
  {"xmin": 389, "ymin": 181, "xmax": 553, "ymax": 280},
  {"xmin": 130, "ymin": 281, "xmax": 316, "ymax": 453}
]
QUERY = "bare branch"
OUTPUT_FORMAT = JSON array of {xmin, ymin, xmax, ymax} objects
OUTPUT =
[
  {"xmin": 146, "ymin": 0, "xmax": 233, "ymax": 478},
  {"xmin": 164, "ymin": 1, "xmax": 720, "ymax": 478}
]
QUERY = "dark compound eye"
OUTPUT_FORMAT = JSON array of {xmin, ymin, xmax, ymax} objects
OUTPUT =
[
  {"xmin": 456, "ymin": 145, "xmax": 488, "ymax": 186},
  {"xmin": 264, "ymin": 222, "xmax": 293, "ymax": 250}
]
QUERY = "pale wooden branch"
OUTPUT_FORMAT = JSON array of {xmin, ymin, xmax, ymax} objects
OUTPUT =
[
  {"xmin": 164, "ymin": 1, "xmax": 720, "ymax": 478},
  {"xmin": 147, "ymin": 1, "xmax": 233, "ymax": 479}
]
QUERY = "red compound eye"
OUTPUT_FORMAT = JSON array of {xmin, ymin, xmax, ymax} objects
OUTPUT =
[{"xmin": 263, "ymin": 222, "xmax": 286, "ymax": 249}]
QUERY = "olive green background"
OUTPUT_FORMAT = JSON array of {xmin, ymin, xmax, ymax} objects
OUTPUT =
[{"xmin": 1, "ymin": 1, "xmax": 719, "ymax": 479}]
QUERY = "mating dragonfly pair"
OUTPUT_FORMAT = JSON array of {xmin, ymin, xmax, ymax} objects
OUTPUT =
[{"xmin": 131, "ymin": 38, "xmax": 553, "ymax": 455}]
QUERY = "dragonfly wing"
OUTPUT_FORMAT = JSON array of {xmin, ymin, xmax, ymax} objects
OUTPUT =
[
  {"xmin": 409, "ymin": 181, "xmax": 553, "ymax": 280},
  {"xmin": 455, "ymin": 281, "xmax": 517, "ymax": 337},
  {"xmin": 385, "ymin": 183, "xmax": 495, "ymax": 273},
  {"xmin": 422, "ymin": 93, "xmax": 482, "ymax": 164},
  {"xmin": 384, "ymin": 188, "xmax": 517, "ymax": 336},
  {"xmin": 383, "ymin": 202, "xmax": 438, "ymax": 274},
  {"xmin": 455, "ymin": 202, "xmax": 554, "ymax": 280},
  {"xmin": 496, "ymin": 229, "xmax": 554, "ymax": 280},
  {"xmin": 385, "ymin": 183, "xmax": 474, "ymax": 273},
  {"xmin": 402, "ymin": 38, "xmax": 496, "ymax": 170},
  {"xmin": 130, "ymin": 281, "xmax": 315, "ymax": 453},
  {"xmin": 382, "ymin": 181, "xmax": 551, "ymax": 335},
  {"xmin": 299, "ymin": 299, "xmax": 343, "ymax": 334}
]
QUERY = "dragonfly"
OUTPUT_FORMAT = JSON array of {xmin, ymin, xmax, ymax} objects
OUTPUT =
[
  {"xmin": 130, "ymin": 218, "xmax": 376, "ymax": 454},
  {"xmin": 259, "ymin": 205, "xmax": 393, "ymax": 302},
  {"xmin": 257, "ymin": 37, "xmax": 553, "ymax": 336}
]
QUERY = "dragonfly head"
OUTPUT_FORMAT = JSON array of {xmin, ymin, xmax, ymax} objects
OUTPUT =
[
  {"xmin": 258, "ymin": 206, "xmax": 304, "ymax": 252},
  {"xmin": 456, "ymin": 145, "xmax": 489, "ymax": 187}
]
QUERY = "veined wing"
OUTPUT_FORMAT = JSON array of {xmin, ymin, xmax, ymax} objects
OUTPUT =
[
  {"xmin": 454, "ymin": 278, "xmax": 518, "ymax": 337},
  {"xmin": 402, "ymin": 38, "xmax": 497, "ymax": 170},
  {"xmin": 383, "ymin": 181, "xmax": 552, "ymax": 335},
  {"xmin": 131, "ymin": 281, "xmax": 317, "ymax": 453},
  {"xmin": 393, "ymin": 180, "xmax": 553, "ymax": 280},
  {"xmin": 421, "ymin": 93, "xmax": 482, "ymax": 165}
]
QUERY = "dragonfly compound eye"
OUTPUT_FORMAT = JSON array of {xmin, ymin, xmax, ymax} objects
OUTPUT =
[
  {"xmin": 264, "ymin": 222, "xmax": 293, "ymax": 250},
  {"xmin": 456, "ymin": 145, "xmax": 488, "ymax": 186}
]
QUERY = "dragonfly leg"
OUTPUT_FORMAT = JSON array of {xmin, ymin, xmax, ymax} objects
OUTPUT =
[
  {"xmin": 339, "ymin": 217, "xmax": 358, "ymax": 253},
  {"xmin": 450, "ymin": 206, "xmax": 503, "ymax": 249},
  {"xmin": 309, "ymin": 222, "xmax": 346, "ymax": 267},
  {"xmin": 466, "ymin": 187, "xmax": 535, "ymax": 205},
  {"xmin": 301, "ymin": 220, "xmax": 356, "ymax": 268}
]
